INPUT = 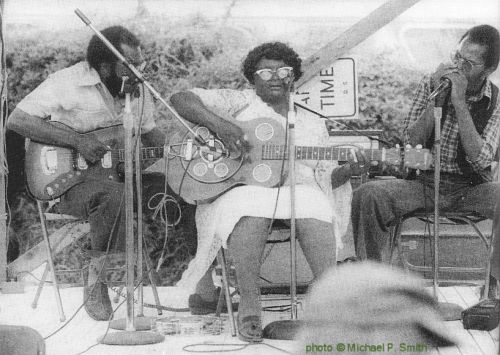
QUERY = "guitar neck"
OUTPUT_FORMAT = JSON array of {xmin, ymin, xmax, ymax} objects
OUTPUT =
[
  {"xmin": 262, "ymin": 145, "xmax": 385, "ymax": 161},
  {"xmin": 117, "ymin": 147, "xmax": 164, "ymax": 162}
]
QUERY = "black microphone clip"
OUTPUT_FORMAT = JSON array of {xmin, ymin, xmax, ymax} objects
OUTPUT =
[{"xmin": 429, "ymin": 77, "xmax": 451, "ymax": 102}]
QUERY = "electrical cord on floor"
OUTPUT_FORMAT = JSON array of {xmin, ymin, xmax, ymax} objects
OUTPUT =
[
  {"xmin": 262, "ymin": 304, "xmax": 292, "ymax": 312},
  {"xmin": 75, "ymin": 273, "xmax": 148, "ymax": 355},
  {"xmin": 111, "ymin": 286, "xmax": 190, "ymax": 312},
  {"xmin": 42, "ymin": 254, "xmax": 112, "ymax": 341},
  {"xmin": 182, "ymin": 341, "xmax": 293, "ymax": 354}
]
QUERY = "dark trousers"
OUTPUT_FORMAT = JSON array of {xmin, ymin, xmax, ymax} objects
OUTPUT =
[
  {"xmin": 492, "ymin": 197, "xmax": 500, "ymax": 281},
  {"xmin": 351, "ymin": 173, "xmax": 500, "ymax": 261},
  {"xmin": 56, "ymin": 174, "xmax": 196, "ymax": 253}
]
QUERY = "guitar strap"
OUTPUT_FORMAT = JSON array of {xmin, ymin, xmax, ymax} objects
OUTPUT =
[{"xmin": 95, "ymin": 83, "xmax": 119, "ymax": 121}]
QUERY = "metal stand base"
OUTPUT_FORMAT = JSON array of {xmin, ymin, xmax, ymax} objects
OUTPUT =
[
  {"xmin": 437, "ymin": 301, "xmax": 463, "ymax": 321},
  {"xmin": 98, "ymin": 330, "xmax": 164, "ymax": 345},
  {"xmin": 109, "ymin": 316, "xmax": 156, "ymax": 331},
  {"xmin": 263, "ymin": 319, "xmax": 304, "ymax": 340}
]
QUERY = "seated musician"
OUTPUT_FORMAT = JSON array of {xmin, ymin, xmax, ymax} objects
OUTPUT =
[
  {"xmin": 351, "ymin": 24, "xmax": 500, "ymax": 288},
  {"xmin": 493, "ymin": 199, "xmax": 500, "ymax": 298},
  {"xmin": 170, "ymin": 41, "xmax": 368, "ymax": 342},
  {"xmin": 5, "ymin": 26, "xmax": 190, "ymax": 321}
]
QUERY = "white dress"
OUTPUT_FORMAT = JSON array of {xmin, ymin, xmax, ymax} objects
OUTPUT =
[{"xmin": 175, "ymin": 89, "xmax": 352, "ymax": 293}]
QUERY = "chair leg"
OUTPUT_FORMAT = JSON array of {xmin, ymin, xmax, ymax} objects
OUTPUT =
[
  {"xmin": 480, "ymin": 224, "xmax": 494, "ymax": 300},
  {"xmin": 467, "ymin": 218, "xmax": 492, "ymax": 300},
  {"xmin": 431, "ymin": 228, "xmax": 439, "ymax": 299},
  {"xmin": 142, "ymin": 247, "xmax": 163, "ymax": 315},
  {"xmin": 32, "ymin": 263, "xmax": 49, "ymax": 309},
  {"xmin": 217, "ymin": 249, "xmax": 237, "ymax": 337},
  {"xmin": 37, "ymin": 200, "xmax": 66, "ymax": 322},
  {"xmin": 453, "ymin": 216, "xmax": 493, "ymax": 300}
]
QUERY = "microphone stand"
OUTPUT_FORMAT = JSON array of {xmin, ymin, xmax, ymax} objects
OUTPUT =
[
  {"xmin": 288, "ymin": 91, "xmax": 298, "ymax": 321},
  {"xmin": 263, "ymin": 87, "xmax": 304, "ymax": 340},
  {"xmin": 99, "ymin": 92, "xmax": 164, "ymax": 345},
  {"xmin": 75, "ymin": 9, "xmax": 206, "ymax": 148},
  {"xmin": 430, "ymin": 90, "xmax": 463, "ymax": 321},
  {"xmin": 74, "ymin": 9, "xmax": 170, "ymax": 345}
]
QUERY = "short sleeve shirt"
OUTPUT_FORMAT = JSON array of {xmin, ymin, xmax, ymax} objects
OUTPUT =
[{"xmin": 17, "ymin": 61, "xmax": 156, "ymax": 133}]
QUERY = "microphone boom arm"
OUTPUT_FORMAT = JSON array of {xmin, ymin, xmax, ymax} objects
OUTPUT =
[{"xmin": 74, "ymin": 8, "xmax": 206, "ymax": 146}]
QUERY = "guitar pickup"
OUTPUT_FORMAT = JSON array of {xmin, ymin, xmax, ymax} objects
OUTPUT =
[
  {"xmin": 41, "ymin": 146, "xmax": 58, "ymax": 175},
  {"xmin": 77, "ymin": 155, "xmax": 88, "ymax": 170},
  {"xmin": 101, "ymin": 151, "xmax": 112, "ymax": 168}
]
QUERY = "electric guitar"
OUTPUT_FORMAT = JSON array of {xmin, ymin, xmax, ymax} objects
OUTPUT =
[
  {"xmin": 25, "ymin": 122, "xmax": 164, "ymax": 200},
  {"xmin": 26, "ymin": 118, "xmax": 432, "ymax": 202}
]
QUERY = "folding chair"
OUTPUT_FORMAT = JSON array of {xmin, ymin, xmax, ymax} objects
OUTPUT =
[
  {"xmin": 33, "ymin": 199, "xmax": 165, "ymax": 322},
  {"xmin": 33, "ymin": 199, "xmax": 82, "ymax": 322}
]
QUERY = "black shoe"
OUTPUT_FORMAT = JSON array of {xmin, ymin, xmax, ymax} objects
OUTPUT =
[
  {"xmin": 337, "ymin": 256, "xmax": 359, "ymax": 265},
  {"xmin": 188, "ymin": 289, "xmax": 239, "ymax": 315},
  {"xmin": 84, "ymin": 281, "xmax": 113, "ymax": 321}
]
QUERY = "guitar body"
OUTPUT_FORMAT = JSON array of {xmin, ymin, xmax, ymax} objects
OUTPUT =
[
  {"xmin": 150, "ymin": 117, "xmax": 289, "ymax": 204},
  {"xmin": 25, "ymin": 122, "xmax": 125, "ymax": 200}
]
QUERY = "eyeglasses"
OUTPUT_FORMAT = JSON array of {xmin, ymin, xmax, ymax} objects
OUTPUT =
[
  {"xmin": 450, "ymin": 51, "xmax": 485, "ymax": 72},
  {"xmin": 254, "ymin": 66, "xmax": 293, "ymax": 81}
]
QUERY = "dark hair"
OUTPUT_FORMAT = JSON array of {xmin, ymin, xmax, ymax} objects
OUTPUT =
[
  {"xmin": 460, "ymin": 24, "xmax": 500, "ymax": 71},
  {"xmin": 86, "ymin": 26, "xmax": 140, "ymax": 70},
  {"xmin": 242, "ymin": 42, "xmax": 302, "ymax": 84}
]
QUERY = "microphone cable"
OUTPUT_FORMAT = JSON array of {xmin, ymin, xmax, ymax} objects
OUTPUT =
[
  {"xmin": 75, "ymin": 271, "xmax": 150, "ymax": 355},
  {"xmin": 293, "ymin": 101, "xmax": 393, "ymax": 147}
]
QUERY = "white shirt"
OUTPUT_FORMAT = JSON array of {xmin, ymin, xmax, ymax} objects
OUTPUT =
[
  {"xmin": 17, "ymin": 61, "xmax": 156, "ymax": 133},
  {"xmin": 176, "ymin": 88, "xmax": 352, "ymax": 293}
]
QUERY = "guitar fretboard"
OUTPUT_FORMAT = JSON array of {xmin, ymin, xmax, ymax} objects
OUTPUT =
[
  {"xmin": 262, "ymin": 145, "xmax": 385, "ymax": 161},
  {"xmin": 117, "ymin": 147, "xmax": 164, "ymax": 161}
]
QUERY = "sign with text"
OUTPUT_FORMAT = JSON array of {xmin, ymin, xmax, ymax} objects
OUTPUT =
[{"xmin": 295, "ymin": 57, "xmax": 358, "ymax": 119}]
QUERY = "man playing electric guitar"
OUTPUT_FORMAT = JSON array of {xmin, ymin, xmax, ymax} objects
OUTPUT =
[{"xmin": 6, "ymin": 26, "xmax": 195, "ymax": 321}]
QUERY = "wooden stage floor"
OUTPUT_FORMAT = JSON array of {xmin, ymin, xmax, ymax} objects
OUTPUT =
[{"xmin": 0, "ymin": 284, "xmax": 497, "ymax": 354}]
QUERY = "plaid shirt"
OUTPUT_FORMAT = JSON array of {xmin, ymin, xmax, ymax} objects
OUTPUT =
[{"xmin": 403, "ymin": 76, "xmax": 500, "ymax": 182}]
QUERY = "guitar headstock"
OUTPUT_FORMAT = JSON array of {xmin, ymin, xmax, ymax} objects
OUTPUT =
[
  {"xmin": 404, "ymin": 146, "xmax": 433, "ymax": 170},
  {"xmin": 383, "ymin": 148, "xmax": 403, "ymax": 167}
]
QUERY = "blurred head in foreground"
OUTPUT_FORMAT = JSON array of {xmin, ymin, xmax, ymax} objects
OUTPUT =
[{"xmin": 295, "ymin": 262, "xmax": 457, "ymax": 355}]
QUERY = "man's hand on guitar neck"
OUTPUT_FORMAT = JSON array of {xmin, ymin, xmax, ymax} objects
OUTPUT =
[
  {"xmin": 331, "ymin": 148, "xmax": 369, "ymax": 189},
  {"xmin": 75, "ymin": 134, "xmax": 110, "ymax": 164}
]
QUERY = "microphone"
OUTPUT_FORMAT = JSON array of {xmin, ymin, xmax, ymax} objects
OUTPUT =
[{"xmin": 428, "ymin": 77, "xmax": 451, "ymax": 101}]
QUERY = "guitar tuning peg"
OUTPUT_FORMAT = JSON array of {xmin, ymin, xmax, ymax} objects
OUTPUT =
[
  {"xmin": 405, "ymin": 144, "xmax": 411, "ymax": 149},
  {"xmin": 415, "ymin": 144, "xmax": 423, "ymax": 149},
  {"xmin": 395, "ymin": 144, "xmax": 400, "ymax": 149}
]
